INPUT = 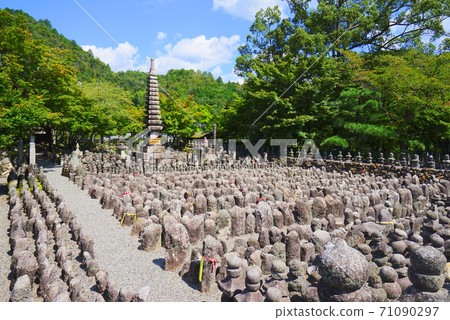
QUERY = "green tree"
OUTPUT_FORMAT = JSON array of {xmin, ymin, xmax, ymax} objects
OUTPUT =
[
  {"xmin": 158, "ymin": 68, "xmax": 243, "ymax": 111},
  {"xmin": 160, "ymin": 94, "xmax": 215, "ymax": 140},
  {"xmin": 81, "ymin": 81, "xmax": 144, "ymax": 140},
  {"xmin": 224, "ymin": 0, "xmax": 449, "ymax": 155},
  {"xmin": 113, "ymin": 70, "xmax": 147, "ymax": 107},
  {"xmin": 346, "ymin": 49, "xmax": 450, "ymax": 153},
  {"xmin": 319, "ymin": 87, "xmax": 397, "ymax": 152},
  {"xmin": 0, "ymin": 9, "xmax": 85, "ymax": 151},
  {"xmin": 4, "ymin": 8, "xmax": 115, "ymax": 82}
]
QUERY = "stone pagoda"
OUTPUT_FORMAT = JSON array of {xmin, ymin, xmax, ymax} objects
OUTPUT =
[
  {"xmin": 134, "ymin": 57, "xmax": 166, "ymax": 164},
  {"xmin": 146, "ymin": 57, "xmax": 163, "ymax": 133}
]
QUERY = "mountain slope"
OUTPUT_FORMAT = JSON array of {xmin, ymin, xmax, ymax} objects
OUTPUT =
[
  {"xmin": 4, "ymin": 8, "xmax": 243, "ymax": 112},
  {"xmin": 114, "ymin": 69, "xmax": 243, "ymax": 111},
  {"xmin": 5, "ymin": 8, "xmax": 114, "ymax": 82}
]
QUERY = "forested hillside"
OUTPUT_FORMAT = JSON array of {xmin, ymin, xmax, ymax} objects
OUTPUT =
[
  {"xmin": 159, "ymin": 69, "xmax": 242, "ymax": 112},
  {"xmin": 4, "ymin": 8, "xmax": 115, "ymax": 82},
  {"xmin": 1, "ymin": 1, "xmax": 449, "ymax": 157},
  {"xmin": 0, "ymin": 8, "xmax": 143, "ymax": 151},
  {"xmin": 113, "ymin": 69, "xmax": 242, "ymax": 113},
  {"xmin": 0, "ymin": 8, "xmax": 242, "ymax": 152}
]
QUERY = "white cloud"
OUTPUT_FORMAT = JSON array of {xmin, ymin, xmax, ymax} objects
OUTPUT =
[
  {"xmin": 203, "ymin": 65, "xmax": 244, "ymax": 84},
  {"xmin": 221, "ymin": 71, "xmax": 244, "ymax": 84},
  {"xmin": 81, "ymin": 35, "xmax": 244, "ymax": 80},
  {"xmin": 155, "ymin": 34, "xmax": 241, "ymax": 74},
  {"xmin": 213, "ymin": 0, "xmax": 287, "ymax": 21},
  {"xmin": 82, "ymin": 41, "xmax": 139, "ymax": 72},
  {"xmin": 211, "ymin": 66, "xmax": 223, "ymax": 77},
  {"xmin": 157, "ymin": 31, "xmax": 167, "ymax": 40}
]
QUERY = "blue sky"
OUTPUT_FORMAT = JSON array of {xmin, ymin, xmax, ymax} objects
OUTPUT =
[
  {"xmin": 2, "ymin": 0, "xmax": 296, "ymax": 82},
  {"xmin": 2, "ymin": 0, "xmax": 448, "ymax": 83}
]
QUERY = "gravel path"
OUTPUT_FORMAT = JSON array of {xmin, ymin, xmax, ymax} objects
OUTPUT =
[
  {"xmin": 39, "ymin": 160, "xmax": 221, "ymax": 302},
  {"xmin": 0, "ymin": 178, "xmax": 11, "ymax": 302}
]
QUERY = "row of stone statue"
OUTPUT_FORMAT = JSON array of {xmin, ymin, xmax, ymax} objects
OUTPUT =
[
  {"xmin": 319, "ymin": 151, "xmax": 449, "ymax": 169},
  {"xmin": 185, "ymin": 140, "xmax": 450, "ymax": 169}
]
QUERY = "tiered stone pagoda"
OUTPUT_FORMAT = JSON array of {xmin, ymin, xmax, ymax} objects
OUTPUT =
[
  {"xmin": 146, "ymin": 58, "xmax": 163, "ymax": 133},
  {"xmin": 134, "ymin": 57, "xmax": 166, "ymax": 165}
]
